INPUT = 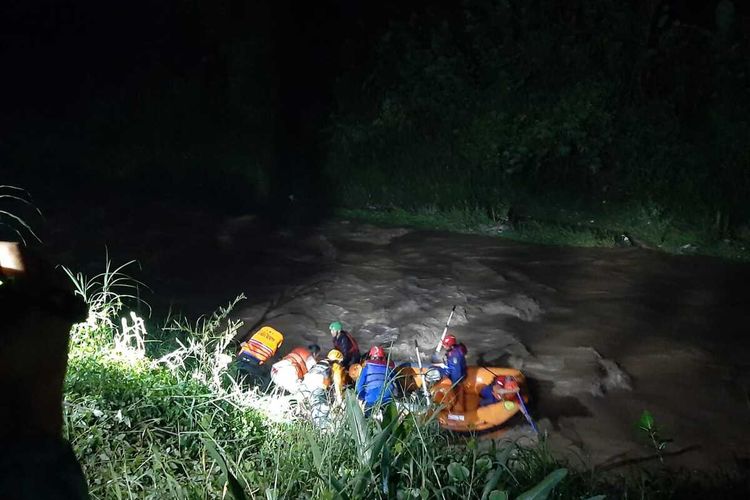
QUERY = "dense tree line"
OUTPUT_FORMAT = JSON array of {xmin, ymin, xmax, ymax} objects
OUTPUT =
[
  {"xmin": 2, "ymin": 1, "xmax": 747, "ymax": 236},
  {"xmin": 326, "ymin": 0, "xmax": 749, "ymax": 237}
]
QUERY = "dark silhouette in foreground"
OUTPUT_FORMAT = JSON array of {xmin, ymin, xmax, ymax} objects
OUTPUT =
[{"xmin": 0, "ymin": 242, "xmax": 89, "ymax": 499}]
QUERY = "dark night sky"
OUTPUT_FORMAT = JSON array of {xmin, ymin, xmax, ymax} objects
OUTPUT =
[
  {"xmin": 2, "ymin": 1, "xmax": 743, "ymax": 211},
  {"xmin": 0, "ymin": 1, "xmax": 436, "ymax": 130},
  {"xmin": 0, "ymin": 0, "xmax": 740, "ymax": 137},
  {"xmin": 0, "ymin": 0, "xmax": 449, "ymax": 212}
]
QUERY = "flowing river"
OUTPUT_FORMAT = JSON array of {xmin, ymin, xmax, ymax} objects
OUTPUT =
[{"xmin": 48, "ymin": 203, "xmax": 750, "ymax": 473}]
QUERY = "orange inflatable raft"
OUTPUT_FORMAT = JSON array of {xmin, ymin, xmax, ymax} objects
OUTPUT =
[
  {"xmin": 351, "ymin": 362, "xmax": 529, "ymax": 432},
  {"xmin": 398, "ymin": 365, "xmax": 529, "ymax": 433},
  {"xmin": 432, "ymin": 367, "xmax": 528, "ymax": 432}
]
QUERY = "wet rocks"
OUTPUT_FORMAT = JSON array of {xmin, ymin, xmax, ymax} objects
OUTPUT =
[{"xmin": 599, "ymin": 357, "xmax": 632, "ymax": 392}]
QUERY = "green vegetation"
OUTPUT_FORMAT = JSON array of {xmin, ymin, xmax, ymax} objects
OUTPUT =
[
  {"xmin": 637, "ymin": 410, "xmax": 671, "ymax": 464},
  {"xmin": 338, "ymin": 204, "xmax": 750, "ymax": 261},
  {"xmin": 327, "ymin": 0, "xmax": 750, "ymax": 261},
  {"xmin": 0, "ymin": 185, "xmax": 41, "ymax": 244},
  {"xmin": 61, "ymin": 260, "xmax": 749, "ymax": 498}
]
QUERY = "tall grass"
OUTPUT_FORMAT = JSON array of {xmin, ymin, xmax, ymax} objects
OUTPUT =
[
  {"xmin": 0, "ymin": 185, "xmax": 41, "ymax": 243},
  {"xmin": 62, "ymin": 255, "xmax": 150, "ymax": 359},
  {"xmin": 63, "ymin": 260, "xmax": 267, "ymax": 498}
]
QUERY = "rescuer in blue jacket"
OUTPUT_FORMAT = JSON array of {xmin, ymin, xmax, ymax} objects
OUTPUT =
[
  {"xmin": 479, "ymin": 375, "xmax": 520, "ymax": 407},
  {"xmin": 355, "ymin": 345, "xmax": 396, "ymax": 416},
  {"xmin": 440, "ymin": 334, "xmax": 467, "ymax": 384},
  {"xmin": 437, "ymin": 334, "xmax": 467, "ymax": 411}
]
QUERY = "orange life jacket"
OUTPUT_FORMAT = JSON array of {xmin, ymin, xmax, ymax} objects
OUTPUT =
[
  {"xmin": 283, "ymin": 347, "xmax": 313, "ymax": 380},
  {"xmin": 239, "ymin": 326, "xmax": 284, "ymax": 365}
]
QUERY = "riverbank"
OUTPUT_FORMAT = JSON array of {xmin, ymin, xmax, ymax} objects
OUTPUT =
[{"xmin": 338, "ymin": 204, "xmax": 750, "ymax": 262}]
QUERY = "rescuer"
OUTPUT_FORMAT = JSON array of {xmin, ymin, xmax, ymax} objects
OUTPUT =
[
  {"xmin": 355, "ymin": 345, "xmax": 397, "ymax": 416},
  {"xmin": 328, "ymin": 320, "xmax": 360, "ymax": 367},
  {"xmin": 270, "ymin": 344, "xmax": 320, "ymax": 393},
  {"xmin": 302, "ymin": 348, "xmax": 348, "ymax": 429},
  {"xmin": 235, "ymin": 325, "xmax": 285, "ymax": 389}
]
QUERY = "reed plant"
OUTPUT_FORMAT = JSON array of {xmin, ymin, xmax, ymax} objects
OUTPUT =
[{"xmin": 0, "ymin": 185, "xmax": 41, "ymax": 243}]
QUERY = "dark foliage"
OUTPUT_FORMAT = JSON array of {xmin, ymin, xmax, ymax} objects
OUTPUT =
[{"xmin": 327, "ymin": 0, "xmax": 750, "ymax": 239}]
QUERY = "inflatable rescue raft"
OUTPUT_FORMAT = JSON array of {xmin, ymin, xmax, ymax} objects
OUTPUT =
[
  {"xmin": 432, "ymin": 366, "xmax": 528, "ymax": 432},
  {"xmin": 397, "ymin": 364, "xmax": 529, "ymax": 433}
]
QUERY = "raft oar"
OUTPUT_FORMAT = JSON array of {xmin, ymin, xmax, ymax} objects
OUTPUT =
[
  {"xmin": 432, "ymin": 305, "xmax": 456, "ymax": 363},
  {"xmin": 414, "ymin": 340, "xmax": 431, "ymax": 400},
  {"xmin": 516, "ymin": 391, "xmax": 539, "ymax": 434}
]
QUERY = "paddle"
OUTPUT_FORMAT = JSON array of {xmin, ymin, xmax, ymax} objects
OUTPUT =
[
  {"xmin": 515, "ymin": 390, "xmax": 539, "ymax": 434},
  {"xmin": 431, "ymin": 305, "xmax": 456, "ymax": 363},
  {"xmin": 414, "ymin": 340, "xmax": 431, "ymax": 400}
]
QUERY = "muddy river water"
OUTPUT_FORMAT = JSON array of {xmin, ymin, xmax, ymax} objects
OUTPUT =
[{"xmin": 48, "ymin": 205, "xmax": 750, "ymax": 473}]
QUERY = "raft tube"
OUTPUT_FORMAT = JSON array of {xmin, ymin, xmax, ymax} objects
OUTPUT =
[
  {"xmin": 433, "ymin": 367, "xmax": 528, "ymax": 432},
  {"xmin": 398, "ymin": 364, "xmax": 529, "ymax": 433}
]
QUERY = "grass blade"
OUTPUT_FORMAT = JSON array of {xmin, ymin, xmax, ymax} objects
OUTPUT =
[
  {"xmin": 203, "ymin": 438, "xmax": 248, "ymax": 500},
  {"xmin": 516, "ymin": 468, "xmax": 568, "ymax": 500}
]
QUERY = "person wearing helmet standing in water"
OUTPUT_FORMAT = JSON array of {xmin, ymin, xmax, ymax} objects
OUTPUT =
[
  {"xmin": 356, "ymin": 345, "xmax": 397, "ymax": 416},
  {"xmin": 270, "ymin": 344, "xmax": 320, "ymax": 393},
  {"xmin": 480, "ymin": 375, "xmax": 520, "ymax": 407},
  {"xmin": 302, "ymin": 349, "xmax": 348, "ymax": 429},
  {"xmin": 235, "ymin": 325, "xmax": 285, "ymax": 389},
  {"xmin": 437, "ymin": 334, "xmax": 467, "ymax": 411},
  {"xmin": 329, "ymin": 321, "xmax": 360, "ymax": 367}
]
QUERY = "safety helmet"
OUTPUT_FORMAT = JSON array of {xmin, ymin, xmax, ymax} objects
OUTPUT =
[
  {"xmin": 327, "ymin": 349, "xmax": 344, "ymax": 362},
  {"xmin": 368, "ymin": 345, "xmax": 385, "ymax": 359},
  {"xmin": 329, "ymin": 321, "xmax": 343, "ymax": 333},
  {"xmin": 494, "ymin": 375, "xmax": 519, "ymax": 391},
  {"xmin": 425, "ymin": 368, "xmax": 443, "ymax": 383},
  {"xmin": 442, "ymin": 334, "xmax": 457, "ymax": 349},
  {"xmin": 307, "ymin": 343, "xmax": 321, "ymax": 355}
]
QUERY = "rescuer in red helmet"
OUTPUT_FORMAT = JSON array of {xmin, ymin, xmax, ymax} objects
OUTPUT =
[
  {"xmin": 435, "ymin": 333, "xmax": 468, "ymax": 411},
  {"xmin": 355, "ymin": 345, "xmax": 397, "ymax": 416},
  {"xmin": 480, "ymin": 375, "xmax": 520, "ymax": 407},
  {"xmin": 439, "ymin": 334, "xmax": 467, "ymax": 384}
]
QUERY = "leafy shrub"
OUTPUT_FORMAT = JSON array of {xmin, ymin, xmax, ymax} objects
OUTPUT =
[{"xmin": 325, "ymin": 0, "xmax": 750, "ymax": 248}]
